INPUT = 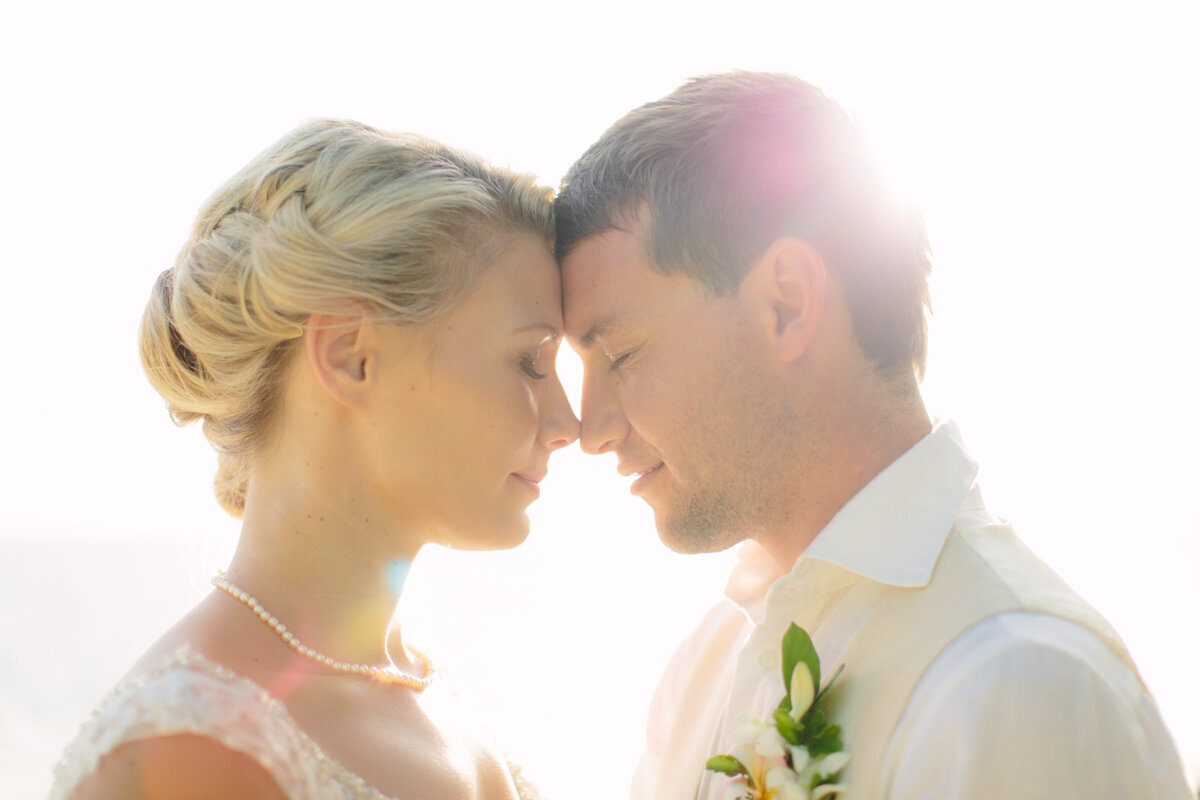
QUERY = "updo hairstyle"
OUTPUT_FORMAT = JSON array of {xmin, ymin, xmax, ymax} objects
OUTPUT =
[{"xmin": 139, "ymin": 119, "xmax": 554, "ymax": 517}]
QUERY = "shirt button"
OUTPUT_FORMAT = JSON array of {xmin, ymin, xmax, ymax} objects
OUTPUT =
[{"xmin": 759, "ymin": 651, "xmax": 778, "ymax": 669}]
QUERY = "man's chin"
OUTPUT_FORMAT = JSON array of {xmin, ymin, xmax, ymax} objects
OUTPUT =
[{"xmin": 654, "ymin": 513, "xmax": 744, "ymax": 555}]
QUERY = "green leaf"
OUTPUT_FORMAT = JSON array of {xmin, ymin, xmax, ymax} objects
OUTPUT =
[
  {"xmin": 774, "ymin": 708, "xmax": 801, "ymax": 746},
  {"xmin": 706, "ymin": 755, "xmax": 750, "ymax": 777},
  {"xmin": 800, "ymin": 706, "xmax": 826, "ymax": 737},
  {"xmin": 806, "ymin": 723, "xmax": 843, "ymax": 758},
  {"xmin": 781, "ymin": 624, "xmax": 820, "ymax": 708}
]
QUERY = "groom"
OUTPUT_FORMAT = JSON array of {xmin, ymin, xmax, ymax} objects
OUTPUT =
[{"xmin": 556, "ymin": 72, "xmax": 1191, "ymax": 799}]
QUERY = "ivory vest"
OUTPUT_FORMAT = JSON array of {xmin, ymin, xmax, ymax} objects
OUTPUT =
[{"xmin": 819, "ymin": 523, "xmax": 1138, "ymax": 798}]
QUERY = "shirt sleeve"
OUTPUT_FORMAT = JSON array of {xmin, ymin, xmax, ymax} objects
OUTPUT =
[
  {"xmin": 630, "ymin": 599, "xmax": 751, "ymax": 800},
  {"xmin": 883, "ymin": 611, "xmax": 1192, "ymax": 800}
]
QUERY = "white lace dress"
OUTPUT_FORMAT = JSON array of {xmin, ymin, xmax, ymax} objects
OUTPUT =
[{"xmin": 49, "ymin": 646, "xmax": 542, "ymax": 800}]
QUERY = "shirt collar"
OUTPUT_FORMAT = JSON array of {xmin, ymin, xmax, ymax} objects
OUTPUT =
[
  {"xmin": 724, "ymin": 538, "xmax": 782, "ymax": 618},
  {"xmin": 723, "ymin": 420, "xmax": 980, "ymax": 612},
  {"xmin": 800, "ymin": 419, "xmax": 979, "ymax": 588}
]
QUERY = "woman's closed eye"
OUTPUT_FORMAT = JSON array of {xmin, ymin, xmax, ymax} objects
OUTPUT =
[{"xmin": 521, "ymin": 354, "xmax": 547, "ymax": 380}]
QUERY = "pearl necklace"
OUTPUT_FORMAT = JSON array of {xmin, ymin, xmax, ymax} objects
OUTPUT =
[{"xmin": 211, "ymin": 573, "xmax": 434, "ymax": 690}]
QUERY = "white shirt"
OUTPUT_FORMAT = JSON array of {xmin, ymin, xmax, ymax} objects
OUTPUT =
[{"xmin": 631, "ymin": 421, "xmax": 1192, "ymax": 800}]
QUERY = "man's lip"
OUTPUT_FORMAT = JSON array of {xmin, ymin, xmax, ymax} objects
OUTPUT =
[
  {"xmin": 513, "ymin": 472, "xmax": 546, "ymax": 484},
  {"xmin": 630, "ymin": 463, "xmax": 664, "ymax": 494},
  {"xmin": 618, "ymin": 462, "xmax": 664, "ymax": 478}
]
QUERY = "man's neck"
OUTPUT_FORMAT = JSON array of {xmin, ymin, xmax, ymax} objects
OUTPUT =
[{"xmin": 757, "ymin": 387, "xmax": 932, "ymax": 575}]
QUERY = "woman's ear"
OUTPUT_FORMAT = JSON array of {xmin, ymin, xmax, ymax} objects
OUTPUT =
[
  {"xmin": 741, "ymin": 237, "xmax": 827, "ymax": 363},
  {"xmin": 304, "ymin": 312, "xmax": 373, "ymax": 410}
]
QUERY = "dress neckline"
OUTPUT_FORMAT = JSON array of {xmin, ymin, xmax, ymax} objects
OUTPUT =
[{"xmin": 61, "ymin": 644, "xmax": 539, "ymax": 800}]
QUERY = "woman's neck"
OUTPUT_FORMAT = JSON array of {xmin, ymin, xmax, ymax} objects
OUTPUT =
[{"xmin": 220, "ymin": 476, "xmax": 423, "ymax": 671}]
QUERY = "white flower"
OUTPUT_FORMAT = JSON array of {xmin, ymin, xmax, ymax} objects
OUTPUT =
[
  {"xmin": 722, "ymin": 716, "xmax": 791, "ymax": 798},
  {"xmin": 764, "ymin": 766, "xmax": 809, "ymax": 800},
  {"xmin": 718, "ymin": 720, "xmax": 855, "ymax": 800},
  {"xmin": 720, "ymin": 781, "xmax": 753, "ymax": 800},
  {"xmin": 706, "ymin": 625, "xmax": 850, "ymax": 799},
  {"xmin": 787, "ymin": 744, "xmax": 810, "ymax": 773},
  {"xmin": 726, "ymin": 717, "xmax": 768, "ymax": 748},
  {"xmin": 755, "ymin": 725, "xmax": 788, "ymax": 759},
  {"xmin": 813, "ymin": 752, "xmax": 850, "ymax": 775},
  {"xmin": 726, "ymin": 717, "xmax": 790, "ymax": 765},
  {"xmin": 789, "ymin": 665, "xmax": 815, "ymax": 721},
  {"xmin": 794, "ymin": 751, "xmax": 851, "ymax": 799}
]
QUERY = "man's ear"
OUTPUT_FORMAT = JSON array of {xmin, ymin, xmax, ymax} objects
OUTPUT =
[
  {"xmin": 741, "ymin": 237, "xmax": 826, "ymax": 362},
  {"xmin": 304, "ymin": 312, "xmax": 373, "ymax": 411}
]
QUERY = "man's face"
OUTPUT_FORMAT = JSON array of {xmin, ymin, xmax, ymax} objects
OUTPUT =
[{"xmin": 562, "ymin": 219, "xmax": 797, "ymax": 553}]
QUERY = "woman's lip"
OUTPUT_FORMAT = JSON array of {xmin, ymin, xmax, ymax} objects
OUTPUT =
[{"xmin": 630, "ymin": 463, "xmax": 664, "ymax": 494}]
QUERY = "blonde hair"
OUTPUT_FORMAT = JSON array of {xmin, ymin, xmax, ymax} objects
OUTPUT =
[{"xmin": 140, "ymin": 119, "xmax": 553, "ymax": 516}]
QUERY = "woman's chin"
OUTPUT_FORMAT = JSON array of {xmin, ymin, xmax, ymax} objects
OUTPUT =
[{"xmin": 446, "ymin": 514, "xmax": 532, "ymax": 552}]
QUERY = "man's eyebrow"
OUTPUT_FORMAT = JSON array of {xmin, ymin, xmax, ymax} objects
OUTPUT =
[{"xmin": 577, "ymin": 319, "xmax": 617, "ymax": 350}]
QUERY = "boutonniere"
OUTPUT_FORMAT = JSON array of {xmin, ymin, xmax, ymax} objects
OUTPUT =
[{"xmin": 706, "ymin": 623, "xmax": 849, "ymax": 800}]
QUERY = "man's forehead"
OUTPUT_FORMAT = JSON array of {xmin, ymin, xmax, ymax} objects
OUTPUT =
[
  {"xmin": 561, "ymin": 228, "xmax": 648, "ymax": 344},
  {"xmin": 562, "ymin": 204, "xmax": 651, "ymax": 281}
]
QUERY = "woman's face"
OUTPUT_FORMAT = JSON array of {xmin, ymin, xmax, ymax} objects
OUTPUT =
[{"xmin": 366, "ymin": 235, "xmax": 579, "ymax": 550}]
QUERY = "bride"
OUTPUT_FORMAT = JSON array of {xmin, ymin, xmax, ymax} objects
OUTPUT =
[{"xmin": 51, "ymin": 119, "xmax": 579, "ymax": 799}]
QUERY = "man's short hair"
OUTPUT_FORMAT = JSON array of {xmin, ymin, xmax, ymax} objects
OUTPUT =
[{"xmin": 556, "ymin": 71, "xmax": 932, "ymax": 381}]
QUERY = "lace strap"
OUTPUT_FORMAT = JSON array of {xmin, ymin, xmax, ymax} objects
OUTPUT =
[
  {"xmin": 506, "ymin": 759, "xmax": 549, "ymax": 800},
  {"xmin": 49, "ymin": 646, "xmax": 390, "ymax": 800}
]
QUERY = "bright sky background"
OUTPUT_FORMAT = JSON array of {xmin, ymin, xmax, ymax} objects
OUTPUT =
[{"xmin": 2, "ymin": 1, "xmax": 1198, "ymax": 797}]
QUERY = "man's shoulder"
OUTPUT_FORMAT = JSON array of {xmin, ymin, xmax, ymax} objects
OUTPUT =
[
  {"xmin": 930, "ymin": 525, "xmax": 1105, "ymax": 623},
  {"xmin": 826, "ymin": 524, "xmax": 1143, "ymax": 771},
  {"xmin": 923, "ymin": 610, "xmax": 1141, "ymax": 701},
  {"xmin": 879, "ymin": 523, "xmax": 1140, "ymax": 684},
  {"xmin": 887, "ymin": 611, "xmax": 1192, "ymax": 798}
]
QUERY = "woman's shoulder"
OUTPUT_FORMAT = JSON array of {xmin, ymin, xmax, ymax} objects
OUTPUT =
[{"xmin": 50, "ymin": 645, "xmax": 393, "ymax": 800}]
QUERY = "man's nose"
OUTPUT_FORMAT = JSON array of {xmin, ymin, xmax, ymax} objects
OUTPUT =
[{"xmin": 578, "ymin": 370, "xmax": 628, "ymax": 455}]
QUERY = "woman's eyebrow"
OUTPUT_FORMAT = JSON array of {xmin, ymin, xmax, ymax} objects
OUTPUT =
[{"xmin": 510, "ymin": 322, "xmax": 561, "ymax": 340}]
